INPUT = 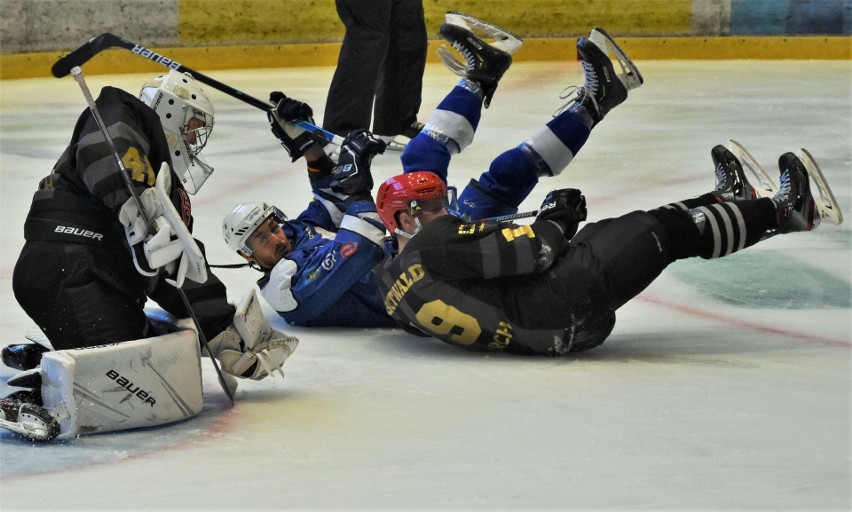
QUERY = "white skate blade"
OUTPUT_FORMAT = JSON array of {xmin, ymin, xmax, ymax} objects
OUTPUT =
[
  {"xmin": 797, "ymin": 148, "xmax": 843, "ymax": 225},
  {"xmin": 0, "ymin": 405, "xmax": 60, "ymax": 442},
  {"xmin": 588, "ymin": 28, "xmax": 643, "ymax": 91},
  {"xmin": 0, "ymin": 416, "xmax": 50, "ymax": 441},
  {"xmin": 436, "ymin": 46, "xmax": 469, "ymax": 78},
  {"xmin": 726, "ymin": 139, "xmax": 779, "ymax": 198},
  {"xmin": 444, "ymin": 12, "xmax": 524, "ymax": 55}
]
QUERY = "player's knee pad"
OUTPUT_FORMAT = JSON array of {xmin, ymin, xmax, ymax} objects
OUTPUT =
[{"xmin": 39, "ymin": 329, "xmax": 203, "ymax": 439}]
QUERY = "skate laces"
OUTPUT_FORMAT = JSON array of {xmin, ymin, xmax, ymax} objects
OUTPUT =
[
  {"xmin": 714, "ymin": 163, "xmax": 729, "ymax": 191},
  {"xmin": 775, "ymin": 170, "xmax": 792, "ymax": 200},
  {"xmin": 581, "ymin": 60, "xmax": 600, "ymax": 94},
  {"xmin": 452, "ymin": 41, "xmax": 477, "ymax": 72},
  {"xmin": 553, "ymin": 86, "xmax": 597, "ymax": 117}
]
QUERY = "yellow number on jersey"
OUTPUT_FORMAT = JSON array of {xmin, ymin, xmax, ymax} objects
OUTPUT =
[
  {"xmin": 415, "ymin": 300, "xmax": 482, "ymax": 346},
  {"xmin": 121, "ymin": 147, "xmax": 155, "ymax": 186}
]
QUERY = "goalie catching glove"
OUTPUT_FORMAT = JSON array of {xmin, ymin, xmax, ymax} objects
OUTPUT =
[
  {"xmin": 268, "ymin": 91, "xmax": 317, "ymax": 162},
  {"xmin": 205, "ymin": 290, "xmax": 299, "ymax": 381},
  {"xmin": 536, "ymin": 188, "xmax": 587, "ymax": 239},
  {"xmin": 330, "ymin": 129, "xmax": 387, "ymax": 195}
]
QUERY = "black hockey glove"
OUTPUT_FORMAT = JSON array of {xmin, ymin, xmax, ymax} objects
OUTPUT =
[
  {"xmin": 536, "ymin": 188, "xmax": 587, "ymax": 239},
  {"xmin": 330, "ymin": 130, "xmax": 387, "ymax": 196},
  {"xmin": 268, "ymin": 91, "xmax": 316, "ymax": 162}
]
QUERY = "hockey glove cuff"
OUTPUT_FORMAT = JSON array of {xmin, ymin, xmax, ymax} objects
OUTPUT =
[
  {"xmin": 268, "ymin": 91, "xmax": 316, "ymax": 162},
  {"xmin": 536, "ymin": 188, "xmax": 587, "ymax": 239},
  {"xmin": 330, "ymin": 130, "xmax": 386, "ymax": 195}
]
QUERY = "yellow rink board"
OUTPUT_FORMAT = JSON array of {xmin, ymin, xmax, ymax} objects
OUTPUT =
[{"xmin": 3, "ymin": 36, "xmax": 849, "ymax": 80}]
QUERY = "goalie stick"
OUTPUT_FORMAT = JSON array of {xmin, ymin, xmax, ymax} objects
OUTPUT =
[
  {"xmin": 53, "ymin": 33, "xmax": 343, "ymax": 147},
  {"xmin": 70, "ymin": 66, "xmax": 235, "ymax": 403}
]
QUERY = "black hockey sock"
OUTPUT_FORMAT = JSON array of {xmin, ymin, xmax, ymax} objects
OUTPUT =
[
  {"xmin": 690, "ymin": 198, "xmax": 777, "ymax": 259},
  {"xmin": 655, "ymin": 192, "xmax": 717, "ymax": 212},
  {"xmin": 647, "ymin": 208, "xmax": 702, "ymax": 260},
  {"xmin": 648, "ymin": 198, "xmax": 777, "ymax": 260}
]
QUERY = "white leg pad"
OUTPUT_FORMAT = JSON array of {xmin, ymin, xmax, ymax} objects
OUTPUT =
[{"xmin": 40, "ymin": 330, "xmax": 203, "ymax": 439}]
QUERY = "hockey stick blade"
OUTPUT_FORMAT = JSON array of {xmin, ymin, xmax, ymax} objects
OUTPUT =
[
  {"xmin": 52, "ymin": 33, "xmax": 126, "ymax": 78},
  {"xmin": 796, "ymin": 148, "xmax": 843, "ymax": 225},
  {"xmin": 726, "ymin": 139, "xmax": 779, "ymax": 198},
  {"xmin": 53, "ymin": 33, "xmax": 343, "ymax": 146}
]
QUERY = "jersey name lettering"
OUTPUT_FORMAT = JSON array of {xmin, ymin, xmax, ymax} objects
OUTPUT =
[{"xmin": 384, "ymin": 263, "xmax": 425, "ymax": 315}]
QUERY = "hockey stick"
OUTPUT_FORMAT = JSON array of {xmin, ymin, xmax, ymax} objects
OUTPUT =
[
  {"xmin": 70, "ymin": 66, "xmax": 235, "ymax": 403},
  {"xmin": 481, "ymin": 210, "xmax": 538, "ymax": 223},
  {"xmin": 53, "ymin": 33, "xmax": 343, "ymax": 147}
]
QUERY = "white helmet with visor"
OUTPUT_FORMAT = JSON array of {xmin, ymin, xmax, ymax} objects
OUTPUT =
[
  {"xmin": 222, "ymin": 202, "xmax": 288, "ymax": 256},
  {"xmin": 140, "ymin": 70, "xmax": 215, "ymax": 194}
]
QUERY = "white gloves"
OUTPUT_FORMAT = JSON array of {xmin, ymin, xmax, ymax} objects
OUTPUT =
[{"xmin": 205, "ymin": 290, "xmax": 299, "ymax": 381}]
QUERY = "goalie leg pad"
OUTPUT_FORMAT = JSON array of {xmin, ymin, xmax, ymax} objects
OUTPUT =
[{"xmin": 40, "ymin": 330, "xmax": 203, "ymax": 439}]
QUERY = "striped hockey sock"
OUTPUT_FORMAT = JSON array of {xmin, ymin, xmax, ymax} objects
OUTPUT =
[{"xmin": 689, "ymin": 199, "xmax": 777, "ymax": 259}]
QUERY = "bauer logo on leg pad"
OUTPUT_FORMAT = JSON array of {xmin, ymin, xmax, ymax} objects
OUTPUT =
[
  {"xmin": 104, "ymin": 369, "xmax": 156, "ymax": 407},
  {"xmin": 40, "ymin": 330, "xmax": 202, "ymax": 439}
]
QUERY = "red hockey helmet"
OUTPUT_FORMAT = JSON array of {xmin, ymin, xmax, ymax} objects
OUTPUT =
[{"xmin": 376, "ymin": 171, "xmax": 448, "ymax": 234}]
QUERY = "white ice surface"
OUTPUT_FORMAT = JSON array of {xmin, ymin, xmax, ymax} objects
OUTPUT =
[{"xmin": 0, "ymin": 60, "xmax": 850, "ymax": 511}]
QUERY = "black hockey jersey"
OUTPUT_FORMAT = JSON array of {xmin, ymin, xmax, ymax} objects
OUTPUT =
[
  {"xmin": 378, "ymin": 215, "xmax": 616, "ymax": 356},
  {"xmin": 24, "ymin": 86, "xmax": 189, "ymax": 246},
  {"xmin": 15, "ymin": 86, "xmax": 233, "ymax": 347}
]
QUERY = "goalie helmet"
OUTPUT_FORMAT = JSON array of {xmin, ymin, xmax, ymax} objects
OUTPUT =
[
  {"xmin": 376, "ymin": 171, "xmax": 448, "ymax": 236},
  {"xmin": 222, "ymin": 202, "xmax": 288, "ymax": 256},
  {"xmin": 140, "ymin": 70, "xmax": 215, "ymax": 195}
]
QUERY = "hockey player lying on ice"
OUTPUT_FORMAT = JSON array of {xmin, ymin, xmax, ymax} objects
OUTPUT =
[
  {"xmin": 1, "ymin": 71, "xmax": 297, "ymax": 441},
  {"xmin": 375, "ymin": 140, "xmax": 843, "ymax": 355},
  {"xmin": 222, "ymin": 13, "xmax": 646, "ymax": 330}
]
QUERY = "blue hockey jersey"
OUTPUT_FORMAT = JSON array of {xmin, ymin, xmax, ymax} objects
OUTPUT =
[{"xmin": 256, "ymin": 174, "xmax": 396, "ymax": 327}]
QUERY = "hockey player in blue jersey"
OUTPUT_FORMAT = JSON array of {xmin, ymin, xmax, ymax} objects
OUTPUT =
[
  {"xmin": 397, "ymin": 15, "xmax": 642, "ymax": 224},
  {"xmin": 223, "ymin": 129, "xmax": 395, "ymax": 327},
  {"xmin": 222, "ymin": 13, "xmax": 642, "ymax": 328}
]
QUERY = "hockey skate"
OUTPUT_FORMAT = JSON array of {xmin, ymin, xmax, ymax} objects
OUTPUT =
[
  {"xmin": 710, "ymin": 144, "xmax": 757, "ymax": 202},
  {"xmin": 772, "ymin": 150, "xmax": 843, "ymax": 234},
  {"xmin": 724, "ymin": 139, "xmax": 780, "ymax": 199},
  {"xmin": 0, "ymin": 390, "xmax": 60, "ymax": 442},
  {"xmin": 2, "ymin": 342, "xmax": 48, "ymax": 371},
  {"xmin": 563, "ymin": 31, "xmax": 638, "ymax": 123},
  {"xmin": 437, "ymin": 11, "xmax": 523, "ymax": 108},
  {"xmin": 377, "ymin": 120, "xmax": 425, "ymax": 152},
  {"xmin": 587, "ymin": 28, "xmax": 643, "ymax": 92},
  {"xmin": 772, "ymin": 152, "xmax": 820, "ymax": 233}
]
